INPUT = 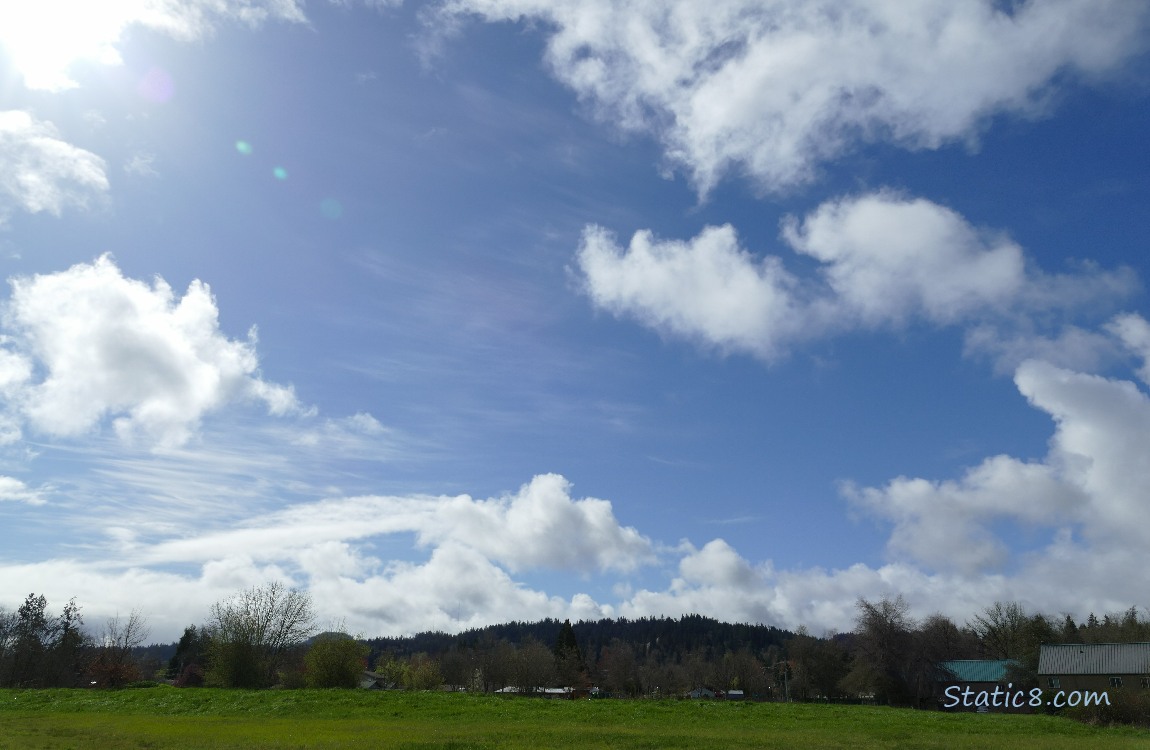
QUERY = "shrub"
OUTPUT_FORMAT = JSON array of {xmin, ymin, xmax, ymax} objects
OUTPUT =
[{"xmin": 1063, "ymin": 689, "xmax": 1150, "ymax": 727}]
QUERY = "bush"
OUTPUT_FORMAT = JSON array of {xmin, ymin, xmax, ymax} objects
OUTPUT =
[
  {"xmin": 304, "ymin": 634, "xmax": 368, "ymax": 689},
  {"xmin": 1063, "ymin": 689, "xmax": 1150, "ymax": 727}
]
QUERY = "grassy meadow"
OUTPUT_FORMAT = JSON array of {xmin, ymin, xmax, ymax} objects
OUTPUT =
[{"xmin": 2, "ymin": 688, "xmax": 1149, "ymax": 750}]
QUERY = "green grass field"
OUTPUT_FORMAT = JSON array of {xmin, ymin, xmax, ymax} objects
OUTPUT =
[{"xmin": 2, "ymin": 688, "xmax": 1148, "ymax": 749}]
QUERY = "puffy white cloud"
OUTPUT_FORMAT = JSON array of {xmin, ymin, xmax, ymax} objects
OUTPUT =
[
  {"xmin": 429, "ymin": 473, "xmax": 655, "ymax": 573},
  {"xmin": 446, "ymin": 0, "xmax": 1149, "ymax": 193},
  {"xmin": 839, "ymin": 316, "xmax": 1150, "ymax": 575},
  {"xmin": 0, "ymin": 0, "xmax": 307, "ymax": 92},
  {"xmin": 1014, "ymin": 357, "xmax": 1150, "ymax": 545},
  {"xmin": 1, "ymin": 255, "xmax": 305, "ymax": 447},
  {"xmin": 0, "ymin": 475, "xmax": 47, "ymax": 505},
  {"xmin": 615, "ymin": 319, "xmax": 1150, "ymax": 631},
  {"xmin": 782, "ymin": 194, "xmax": 1027, "ymax": 326},
  {"xmin": 845, "ymin": 457, "xmax": 1085, "ymax": 574},
  {"xmin": 578, "ymin": 192, "xmax": 1132, "ymax": 361},
  {"xmin": 579, "ymin": 224, "xmax": 805, "ymax": 359},
  {"xmin": 307, "ymin": 542, "xmax": 613, "ymax": 635},
  {"xmin": 0, "ymin": 111, "xmax": 109, "ymax": 222},
  {"xmin": 1108, "ymin": 313, "xmax": 1150, "ymax": 386}
]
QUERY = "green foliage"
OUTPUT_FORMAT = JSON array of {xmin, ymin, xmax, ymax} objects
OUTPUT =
[
  {"xmin": 1062, "ymin": 688, "xmax": 1150, "ymax": 728},
  {"xmin": 305, "ymin": 634, "xmax": 368, "ymax": 688},
  {"xmin": 403, "ymin": 653, "xmax": 444, "ymax": 691},
  {"xmin": 205, "ymin": 639, "xmax": 266, "ymax": 689},
  {"xmin": 168, "ymin": 625, "xmax": 210, "ymax": 680},
  {"xmin": 0, "ymin": 594, "xmax": 91, "ymax": 688},
  {"xmin": 374, "ymin": 654, "xmax": 408, "ymax": 688}
]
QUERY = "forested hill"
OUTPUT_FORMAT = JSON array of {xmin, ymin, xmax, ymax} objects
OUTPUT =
[{"xmin": 366, "ymin": 615, "xmax": 794, "ymax": 663}]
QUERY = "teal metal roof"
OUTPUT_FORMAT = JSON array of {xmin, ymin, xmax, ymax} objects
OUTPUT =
[{"xmin": 938, "ymin": 660, "xmax": 1014, "ymax": 683}]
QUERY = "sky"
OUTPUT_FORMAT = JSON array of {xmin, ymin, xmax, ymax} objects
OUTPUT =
[{"xmin": 1, "ymin": 0, "xmax": 1149, "ymax": 643}]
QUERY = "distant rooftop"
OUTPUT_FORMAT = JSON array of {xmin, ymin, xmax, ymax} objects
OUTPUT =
[
  {"xmin": 938, "ymin": 660, "xmax": 1014, "ymax": 683},
  {"xmin": 1038, "ymin": 643, "xmax": 1150, "ymax": 675}
]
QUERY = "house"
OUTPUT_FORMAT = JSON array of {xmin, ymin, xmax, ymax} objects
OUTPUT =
[
  {"xmin": 687, "ymin": 687, "xmax": 716, "ymax": 699},
  {"xmin": 936, "ymin": 660, "xmax": 1024, "ymax": 712},
  {"xmin": 359, "ymin": 671, "xmax": 397, "ymax": 690},
  {"xmin": 1038, "ymin": 643, "xmax": 1150, "ymax": 693},
  {"xmin": 493, "ymin": 686, "xmax": 579, "ymax": 699}
]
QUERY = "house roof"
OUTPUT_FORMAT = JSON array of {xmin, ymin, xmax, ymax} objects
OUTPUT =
[
  {"xmin": 938, "ymin": 660, "xmax": 1014, "ymax": 683},
  {"xmin": 1038, "ymin": 643, "xmax": 1150, "ymax": 675}
]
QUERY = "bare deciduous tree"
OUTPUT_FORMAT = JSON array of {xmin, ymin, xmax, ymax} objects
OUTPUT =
[
  {"xmin": 206, "ymin": 582, "xmax": 316, "ymax": 688},
  {"xmin": 90, "ymin": 610, "xmax": 150, "ymax": 687},
  {"xmin": 968, "ymin": 601, "xmax": 1028, "ymax": 660},
  {"xmin": 844, "ymin": 595, "xmax": 915, "ymax": 705}
]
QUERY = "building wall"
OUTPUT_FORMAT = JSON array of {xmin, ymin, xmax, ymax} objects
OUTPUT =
[{"xmin": 1040, "ymin": 673, "xmax": 1150, "ymax": 694}]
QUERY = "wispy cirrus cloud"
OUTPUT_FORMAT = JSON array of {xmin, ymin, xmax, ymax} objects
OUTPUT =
[{"xmin": 0, "ymin": 474, "xmax": 646, "ymax": 638}]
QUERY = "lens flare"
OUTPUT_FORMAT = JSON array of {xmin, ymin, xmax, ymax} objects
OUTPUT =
[
  {"xmin": 273, "ymin": 167, "xmax": 288, "ymax": 180},
  {"xmin": 235, "ymin": 141, "xmax": 253, "ymax": 155},
  {"xmin": 137, "ymin": 67, "xmax": 174, "ymax": 103},
  {"xmin": 320, "ymin": 198, "xmax": 343, "ymax": 219}
]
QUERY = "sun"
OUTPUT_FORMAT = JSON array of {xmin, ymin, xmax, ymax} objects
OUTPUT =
[{"xmin": 0, "ymin": 0, "xmax": 139, "ymax": 92}]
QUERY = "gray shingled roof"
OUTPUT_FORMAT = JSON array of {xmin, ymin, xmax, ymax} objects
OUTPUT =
[{"xmin": 1038, "ymin": 643, "xmax": 1150, "ymax": 675}]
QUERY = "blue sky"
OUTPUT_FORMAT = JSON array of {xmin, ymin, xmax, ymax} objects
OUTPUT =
[{"xmin": 2, "ymin": 1, "xmax": 1150, "ymax": 641}]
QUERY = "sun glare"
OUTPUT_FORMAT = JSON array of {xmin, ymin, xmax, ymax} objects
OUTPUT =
[{"xmin": 0, "ymin": 0, "xmax": 142, "ymax": 91}]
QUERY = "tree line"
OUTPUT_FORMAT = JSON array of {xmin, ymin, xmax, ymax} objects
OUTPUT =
[
  {"xmin": 5, "ymin": 584, "xmax": 1150, "ymax": 706},
  {"xmin": 0, "ymin": 594, "xmax": 149, "ymax": 688}
]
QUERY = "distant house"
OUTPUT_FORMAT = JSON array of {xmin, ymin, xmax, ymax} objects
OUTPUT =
[
  {"xmin": 936, "ymin": 660, "xmax": 1022, "ymax": 712},
  {"xmin": 360, "ymin": 671, "xmax": 397, "ymax": 690},
  {"xmin": 725, "ymin": 689, "xmax": 745, "ymax": 700},
  {"xmin": 493, "ymin": 686, "xmax": 579, "ymax": 699},
  {"xmin": 687, "ymin": 687, "xmax": 716, "ymax": 699},
  {"xmin": 1038, "ymin": 643, "xmax": 1150, "ymax": 693}
]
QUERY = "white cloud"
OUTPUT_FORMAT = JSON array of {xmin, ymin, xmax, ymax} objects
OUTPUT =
[
  {"xmin": 845, "ymin": 457, "xmax": 1085, "ymax": 574},
  {"xmin": 123, "ymin": 153, "xmax": 159, "ymax": 178},
  {"xmin": 0, "ymin": 111, "xmax": 109, "ymax": 222},
  {"xmin": 8, "ymin": 354, "xmax": 1150, "ymax": 643},
  {"xmin": 782, "ymin": 193, "xmax": 1027, "ymax": 327},
  {"xmin": 134, "ymin": 473, "xmax": 652, "ymax": 573},
  {"xmin": 841, "ymin": 318, "xmax": 1150, "ymax": 574},
  {"xmin": 1108, "ymin": 313, "xmax": 1150, "ymax": 386},
  {"xmin": 578, "ymin": 192, "xmax": 1133, "ymax": 361},
  {"xmin": 1014, "ymin": 356, "xmax": 1150, "ymax": 545},
  {"xmin": 0, "ymin": 0, "xmax": 307, "ymax": 92},
  {"xmin": 429, "ymin": 473, "xmax": 655, "ymax": 573},
  {"xmin": 1, "ymin": 255, "xmax": 305, "ymax": 447},
  {"xmin": 963, "ymin": 323, "xmax": 1121, "ymax": 376},
  {"xmin": 579, "ymin": 224, "xmax": 804, "ymax": 360},
  {"xmin": 0, "ymin": 475, "xmax": 47, "ymax": 505},
  {"xmin": 0, "ymin": 473, "xmax": 642, "ymax": 638},
  {"xmin": 445, "ymin": 0, "xmax": 1149, "ymax": 193}
]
